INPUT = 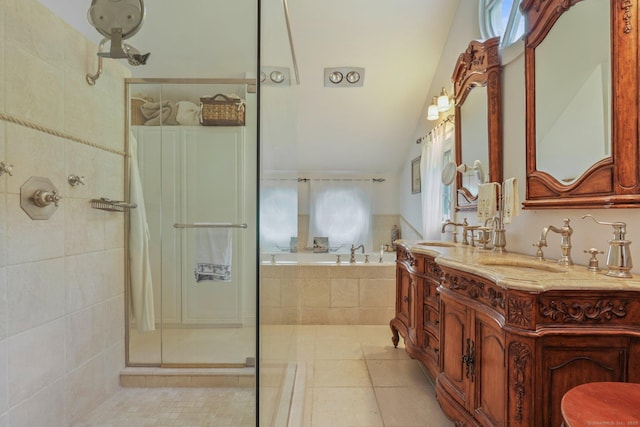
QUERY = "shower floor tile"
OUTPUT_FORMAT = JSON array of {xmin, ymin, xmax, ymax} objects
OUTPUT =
[{"xmin": 71, "ymin": 387, "xmax": 255, "ymax": 427}]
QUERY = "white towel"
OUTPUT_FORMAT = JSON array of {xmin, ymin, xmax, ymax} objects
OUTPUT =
[
  {"xmin": 194, "ymin": 225, "xmax": 232, "ymax": 282},
  {"xmin": 477, "ymin": 183, "xmax": 498, "ymax": 223},
  {"xmin": 128, "ymin": 133, "xmax": 155, "ymax": 332},
  {"xmin": 502, "ymin": 177, "xmax": 521, "ymax": 224}
]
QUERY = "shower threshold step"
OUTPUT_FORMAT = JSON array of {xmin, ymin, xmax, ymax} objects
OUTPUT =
[{"xmin": 120, "ymin": 366, "xmax": 256, "ymax": 388}]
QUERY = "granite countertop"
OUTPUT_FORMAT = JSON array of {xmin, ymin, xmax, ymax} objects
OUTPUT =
[{"xmin": 399, "ymin": 239, "xmax": 640, "ymax": 292}]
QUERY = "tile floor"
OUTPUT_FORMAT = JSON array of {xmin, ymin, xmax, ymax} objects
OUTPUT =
[{"xmin": 75, "ymin": 325, "xmax": 453, "ymax": 427}]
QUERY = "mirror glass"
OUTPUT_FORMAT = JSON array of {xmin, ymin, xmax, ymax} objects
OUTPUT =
[
  {"xmin": 535, "ymin": 0, "xmax": 611, "ymax": 184},
  {"xmin": 460, "ymin": 86, "xmax": 489, "ymax": 196}
]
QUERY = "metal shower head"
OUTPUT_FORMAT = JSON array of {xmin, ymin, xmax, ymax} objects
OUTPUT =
[{"xmin": 86, "ymin": 0, "xmax": 150, "ymax": 85}]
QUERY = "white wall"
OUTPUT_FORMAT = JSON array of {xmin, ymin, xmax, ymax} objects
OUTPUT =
[
  {"xmin": 399, "ymin": 1, "xmax": 480, "ymax": 237},
  {"xmin": 0, "ymin": 0, "xmax": 129, "ymax": 424},
  {"xmin": 399, "ymin": 0, "xmax": 640, "ymax": 273}
]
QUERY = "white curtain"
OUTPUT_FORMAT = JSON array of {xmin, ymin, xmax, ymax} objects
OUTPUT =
[
  {"xmin": 420, "ymin": 122, "xmax": 452, "ymax": 240},
  {"xmin": 307, "ymin": 180, "xmax": 373, "ymax": 252},
  {"xmin": 259, "ymin": 179, "xmax": 298, "ymax": 251},
  {"xmin": 128, "ymin": 132, "xmax": 155, "ymax": 332}
]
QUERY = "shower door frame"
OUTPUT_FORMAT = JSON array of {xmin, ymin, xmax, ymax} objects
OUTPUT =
[{"xmin": 124, "ymin": 77, "xmax": 258, "ymax": 368}]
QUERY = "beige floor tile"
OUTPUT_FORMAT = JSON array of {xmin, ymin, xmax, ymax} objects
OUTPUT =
[
  {"xmin": 314, "ymin": 359, "xmax": 372, "ymax": 387},
  {"xmin": 76, "ymin": 324, "xmax": 453, "ymax": 426},
  {"xmin": 311, "ymin": 387, "xmax": 383, "ymax": 427},
  {"xmin": 362, "ymin": 342, "xmax": 412, "ymax": 360},
  {"xmin": 72, "ymin": 387, "xmax": 255, "ymax": 427},
  {"xmin": 375, "ymin": 386, "xmax": 454, "ymax": 427},
  {"xmin": 315, "ymin": 337, "xmax": 364, "ymax": 359},
  {"xmin": 317, "ymin": 324, "xmax": 359, "ymax": 339},
  {"xmin": 367, "ymin": 359, "xmax": 431, "ymax": 387},
  {"xmin": 356, "ymin": 325, "xmax": 397, "ymax": 345},
  {"xmin": 302, "ymin": 386, "xmax": 314, "ymax": 427}
]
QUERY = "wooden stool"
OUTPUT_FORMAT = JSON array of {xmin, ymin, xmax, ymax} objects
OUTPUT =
[{"xmin": 561, "ymin": 382, "xmax": 640, "ymax": 427}]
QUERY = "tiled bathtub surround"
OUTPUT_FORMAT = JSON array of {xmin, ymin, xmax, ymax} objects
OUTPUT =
[
  {"xmin": 260, "ymin": 264, "xmax": 396, "ymax": 325},
  {"xmin": 0, "ymin": 0, "xmax": 130, "ymax": 424}
]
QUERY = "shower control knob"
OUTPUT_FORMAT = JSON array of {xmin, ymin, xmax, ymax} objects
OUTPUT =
[
  {"xmin": 33, "ymin": 189, "xmax": 62, "ymax": 207},
  {"xmin": 68, "ymin": 175, "xmax": 86, "ymax": 186},
  {"xmin": 0, "ymin": 161, "xmax": 13, "ymax": 176}
]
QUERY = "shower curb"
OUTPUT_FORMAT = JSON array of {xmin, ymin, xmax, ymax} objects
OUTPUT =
[{"xmin": 119, "ymin": 367, "xmax": 256, "ymax": 388}]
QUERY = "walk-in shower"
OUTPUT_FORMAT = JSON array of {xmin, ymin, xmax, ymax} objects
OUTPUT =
[{"xmin": 125, "ymin": 80, "xmax": 257, "ymax": 367}]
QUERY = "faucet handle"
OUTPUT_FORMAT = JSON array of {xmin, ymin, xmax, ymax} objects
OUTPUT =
[
  {"xmin": 532, "ymin": 241, "xmax": 546, "ymax": 260},
  {"xmin": 584, "ymin": 248, "xmax": 604, "ymax": 272}
]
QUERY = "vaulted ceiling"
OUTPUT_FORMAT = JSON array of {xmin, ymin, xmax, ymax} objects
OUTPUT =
[{"xmin": 40, "ymin": 0, "xmax": 460, "ymax": 174}]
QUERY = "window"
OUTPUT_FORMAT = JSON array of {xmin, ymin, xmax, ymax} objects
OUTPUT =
[
  {"xmin": 260, "ymin": 180, "xmax": 298, "ymax": 252},
  {"xmin": 307, "ymin": 180, "xmax": 373, "ymax": 252},
  {"xmin": 479, "ymin": 0, "xmax": 525, "ymax": 49}
]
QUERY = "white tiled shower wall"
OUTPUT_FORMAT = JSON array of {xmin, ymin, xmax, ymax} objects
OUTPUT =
[{"xmin": 0, "ymin": 0, "xmax": 130, "ymax": 425}]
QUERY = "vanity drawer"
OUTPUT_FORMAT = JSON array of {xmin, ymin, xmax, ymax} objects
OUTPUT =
[
  {"xmin": 422, "ymin": 329, "xmax": 440, "ymax": 363},
  {"xmin": 423, "ymin": 303, "xmax": 440, "ymax": 335}
]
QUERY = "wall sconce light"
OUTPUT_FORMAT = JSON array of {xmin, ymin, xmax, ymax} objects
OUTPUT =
[
  {"xmin": 427, "ymin": 97, "xmax": 439, "ymax": 121},
  {"xmin": 437, "ymin": 87, "xmax": 452, "ymax": 112},
  {"xmin": 324, "ymin": 67, "xmax": 365, "ymax": 87},
  {"xmin": 260, "ymin": 67, "xmax": 291, "ymax": 86}
]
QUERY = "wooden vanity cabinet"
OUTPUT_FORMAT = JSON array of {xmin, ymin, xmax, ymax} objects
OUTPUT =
[
  {"xmin": 438, "ymin": 280, "xmax": 506, "ymax": 427},
  {"xmin": 391, "ymin": 243, "xmax": 442, "ymax": 380},
  {"xmin": 435, "ymin": 265, "xmax": 640, "ymax": 427}
]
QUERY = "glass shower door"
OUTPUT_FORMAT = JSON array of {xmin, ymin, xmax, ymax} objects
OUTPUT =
[{"xmin": 127, "ymin": 80, "xmax": 257, "ymax": 368}]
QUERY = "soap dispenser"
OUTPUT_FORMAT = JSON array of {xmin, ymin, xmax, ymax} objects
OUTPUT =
[{"xmin": 582, "ymin": 215, "xmax": 633, "ymax": 278}]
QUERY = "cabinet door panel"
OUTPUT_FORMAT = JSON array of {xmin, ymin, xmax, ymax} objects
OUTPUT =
[
  {"xmin": 440, "ymin": 295, "xmax": 471, "ymax": 408},
  {"xmin": 541, "ymin": 343, "xmax": 627, "ymax": 427},
  {"xmin": 475, "ymin": 316, "xmax": 505, "ymax": 426},
  {"xmin": 397, "ymin": 267, "xmax": 411, "ymax": 325}
]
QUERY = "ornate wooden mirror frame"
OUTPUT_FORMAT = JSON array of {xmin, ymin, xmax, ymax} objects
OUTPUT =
[
  {"xmin": 522, "ymin": 0, "xmax": 640, "ymax": 208},
  {"xmin": 453, "ymin": 36, "xmax": 503, "ymax": 211}
]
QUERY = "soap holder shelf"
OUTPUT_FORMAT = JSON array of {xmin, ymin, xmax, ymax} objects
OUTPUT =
[{"xmin": 91, "ymin": 198, "xmax": 137, "ymax": 212}]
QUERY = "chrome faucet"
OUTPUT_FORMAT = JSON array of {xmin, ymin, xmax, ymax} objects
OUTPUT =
[
  {"xmin": 350, "ymin": 244, "xmax": 365, "ymax": 263},
  {"xmin": 539, "ymin": 218, "xmax": 573, "ymax": 266},
  {"xmin": 441, "ymin": 218, "xmax": 468, "ymax": 243}
]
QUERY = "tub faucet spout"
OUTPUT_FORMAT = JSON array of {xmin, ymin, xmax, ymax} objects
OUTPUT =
[{"xmin": 350, "ymin": 244, "xmax": 365, "ymax": 263}]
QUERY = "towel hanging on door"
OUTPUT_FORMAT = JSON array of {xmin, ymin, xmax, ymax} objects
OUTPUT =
[{"xmin": 194, "ymin": 225, "xmax": 232, "ymax": 282}]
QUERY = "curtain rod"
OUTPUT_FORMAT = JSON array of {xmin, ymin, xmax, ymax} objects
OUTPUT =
[
  {"xmin": 416, "ymin": 114, "xmax": 455, "ymax": 144},
  {"xmin": 262, "ymin": 178, "xmax": 386, "ymax": 183},
  {"xmin": 297, "ymin": 178, "xmax": 385, "ymax": 183}
]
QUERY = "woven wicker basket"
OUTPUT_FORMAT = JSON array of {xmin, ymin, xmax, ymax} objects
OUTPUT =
[
  {"xmin": 200, "ymin": 94, "xmax": 245, "ymax": 126},
  {"xmin": 130, "ymin": 98, "xmax": 147, "ymax": 125}
]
